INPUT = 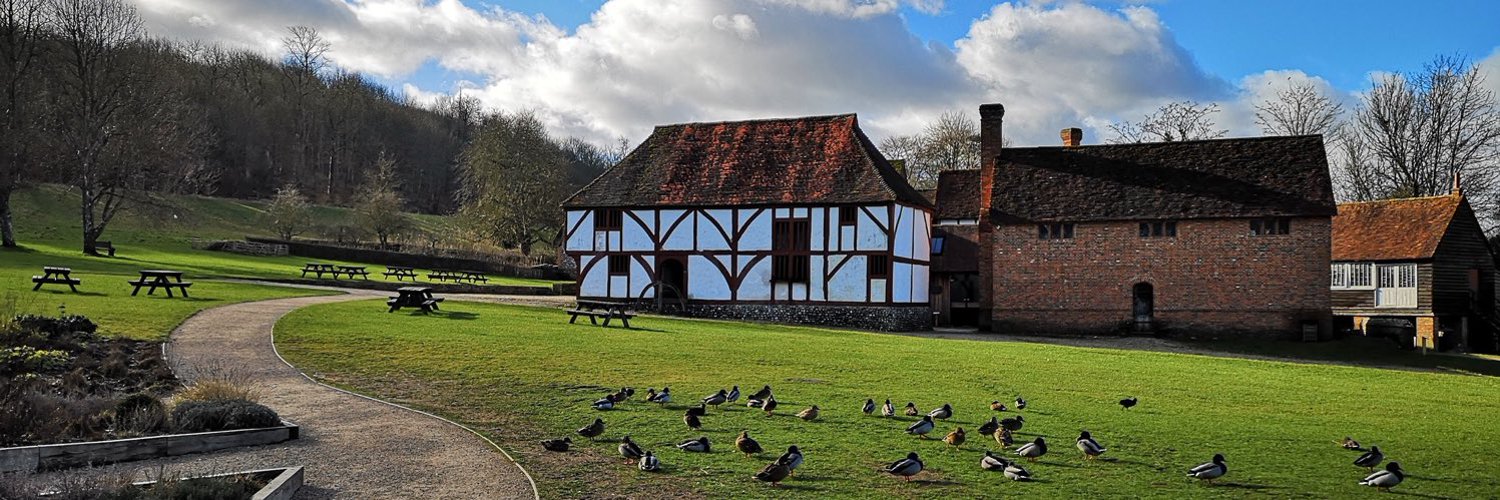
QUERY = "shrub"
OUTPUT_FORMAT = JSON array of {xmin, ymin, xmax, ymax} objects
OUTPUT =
[
  {"xmin": 15, "ymin": 313, "xmax": 98, "ymax": 336},
  {"xmin": 172, "ymin": 399, "xmax": 280, "ymax": 433},
  {"xmin": 1, "ymin": 346, "xmax": 72, "ymax": 373},
  {"xmin": 112, "ymin": 393, "xmax": 168, "ymax": 435},
  {"xmin": 175, "ymin": 379, "xmax": 259, "ymax": 404}
]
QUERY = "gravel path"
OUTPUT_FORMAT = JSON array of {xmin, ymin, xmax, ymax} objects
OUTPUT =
[{"xmin": 37, "ymin": 292, "xmax": 539, "ymax": 499}]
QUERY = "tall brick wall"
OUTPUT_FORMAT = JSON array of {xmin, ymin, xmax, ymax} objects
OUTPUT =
[{"xmin": 991, "ymin": 217, "xmax": 1332, "ymax": 338}]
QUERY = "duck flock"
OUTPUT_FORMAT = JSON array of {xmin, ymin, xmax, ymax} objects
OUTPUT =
[{"xmin": 541, "ymin": 386, "xmax": 1408, "ymax": 492}]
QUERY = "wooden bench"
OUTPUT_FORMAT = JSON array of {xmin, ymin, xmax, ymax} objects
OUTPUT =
[
  {"xmin": 96, "ymin": 241, "xmax": 116, "ymax": 257},
  {"xmin": 382, "ymin": 266, "xmax": 418, "ymax": 281},
  {"xmin": 32, "ymin": 267, "xmax": 81, "ymax": 292},
  {"xmin": 567, "ymin": 300, "xmax": 636, "ymax": 328}
]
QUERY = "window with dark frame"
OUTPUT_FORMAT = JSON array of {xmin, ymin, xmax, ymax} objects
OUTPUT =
[
  {"xmin": 1139, "ymin": 221, "xmax": 1177, "ymax": 238},
  {"xmin": 839, "ymin": 206, "xmax": 858, "ymax": 226},
  {"xmin": 1250, "ymin": 217, "xmax": 1291, "ymax": 235},
  {"xmin": 1037, "ymin": 223, "xmax": 1075, "ymax": 240},
  {"xmin": 932, "ymin": 236, "xmax": 945, "ymax": 255},
  {"xmin": 607, "ymin": 255, "xmax": 629, "ymax": 276},
  {"xmin": 772, "ymin": 219, "xmax": 811, "ymax": 283},
  {"xmin": 595, "ymin": 208, "xmax": 623, "ymax": 231},
  {"xmin": 868, "ymin": 255, "xmax": 890, "ymax": 279}
]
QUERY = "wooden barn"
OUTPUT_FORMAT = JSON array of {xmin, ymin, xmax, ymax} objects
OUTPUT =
[
  {"xmin": 561, "ymin": 114, "xmax": 934, "ymax": 331},
  {"xmin": 1330, "ymin": 187, "xmax": 1498, "ymax": 352}
]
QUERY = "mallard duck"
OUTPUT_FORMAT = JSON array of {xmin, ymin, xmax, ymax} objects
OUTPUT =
[
  {"xmin": 577, "ymin": 418, "xmax": 605, "ymax": 441},
  {"xmin": 592, "ymin": 396, "xmax": 615, "ymax": 411},
  {"xmin": 1339, "ymin": 436, "xmax": 1363, "ymax": 450},
  {"xmin": 1354, "ymin": 445, "xmax": 1384, "ymax": 471},
  {"xmin": 762, "ymin": 396, "xmax": 778, "ymax": 416},
  {"xmin": 1187, "ymin": 454, "xmax": 1227, "ymax": 483},
  {"xmin": 881, "ymin": 399, "xmax": 895, "ymax": 417},
  {"xmin": 650, "ymin": 387, "xmax": 672, "ymax": 405},
  {"xmin": 1359, "ymin": 462, "xmax": 1404, "ymax": 492},
  {"xmin": 903, "ymin": 402, "xmax": 920, "ymax": 416},
  {"xmin": 1000, "ymin": 415, "xmax": 1024, "ymax": 432},
  {"xmin": 676, "ymin": 436, "xmax": 710, "ymax": 453},
  {"xmin": 644, "ymin": 388, "xmax": 658, "ymax": 402},
  {"xmin": 862, "ymin": 398, "xmax": 876, "ymax": 415},
  {"xmin": 754, "ymin": 461, "xmax": 792, "ymax": 486},
  {"xmin": 980, "ymin": 450, "xmax": 1006, "ymax": 471},
  {"xmin": 749, "ymin": 385, "xmax": 773, "ymax": 401},
  {"xmin": 1076, "ymin": 431, "xmax": 1107, "ymax": 460},
  {"xmin": 797, "ymin": 405, "xmax": 820, "ymax": 421},
  {"xmin": 684, "ymin": 412, "xmax": 702, "ymax": 430},
  {"xmin": 726, "ymin": 385, "xmax": 741, "ymax": 403},
  {"xmin": 944, "ymin": 427, "xmax": 966, "ymax": 448},
  {"xmin": 906, "ymin": 415, "xmax": 934, "ymax": 438},
  {"xmin": 997, "ymin": 428, "xmax": 1014, "ymax": 446},
  {"xmin": 990, "ymin": 401, "xmax": 1007, "ymax": 412},
  {"xmin": 618, "ymin": 436, "xmax": 644, "ymax": 462},
  {"xmin": 884, "ymin": 452, "xmax": 923, "ymax": 481},
  {"xmin": 746, "ymin": 398, "xmax": 765, "ymax": 408},
  {"xmin": 638, "ymin": 451, "xmax": 661, "ymax": 472},
  {"xmin": 1003, "ymin": 458, "xmax": 1032, "ymax": 481},
  {"xmin": 775, "ymin": 445, "xmax": 803, "ymax": 475},
  {"xmin": 541, "ymin": 437, "xmax": 571, "ymax": 452},
  {"xmin": 1119, "ymin": 396, "xmax": 1137, "ymax": 410},
  {"xmin": 1015, "ymin": 396, "xmax": 1027, "ymax": 410},
  {"xmin": 978, "ymin": 416, "xmax": 999, "ymax": 436},
  {"xmin": 703, "ymin": 389, "xmax": 728, "ymax": 409},
  {"xmin": 613, "ymin": 387, "xmax": 633, "ymax": 402},
  {"xmin": 736, "ymin": 430, "xmax": 763, "ymax": 457},
  {"xmin": 686, "ymin": 403, "xmax": 707, "ymax": 417},
  {"xmin": 1015, "ymin": 437, "xmax": 1047, "ymax": 461},
  {"xmin": 928, "ymin": 403, "xmax": 953, "ymax": 420}
]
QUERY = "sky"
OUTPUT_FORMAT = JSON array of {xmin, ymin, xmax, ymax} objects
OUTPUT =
[{"xmin": 129, "ymin": 0, "xmax": 1500, "ymax": 148}]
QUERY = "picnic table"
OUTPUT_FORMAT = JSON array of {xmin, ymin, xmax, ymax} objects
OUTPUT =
[
  {"xmin": 426, "ymin": 269, "xmax": 460, "ymax": 282},
  {"xmin": 383, "ymin": 265, "xmax": 418, "ymax": 281},
  {"xmin": 336, "ymin": 265, "xmax": 369, "ymax": 280},
  {"xmin": 387, "ymin": 286, "xmax": 445, "ymax": 313},
  {"xmin": 456, "ymin": 270, "xmax": 488, "ymax": 284},
  {"xmin": 301, "ymin": 263, "xmax": 337, "ymax": 279},
  {"xmin": 129, "ymin": 270, "xmax": 192, "ymax": 298},
  {"xmin": 32, "ymin": 267, "xmax": 81, "ymax": 292},
  {"xmin": 567, "ymin": 299, "xmax": 636, "ymax": 328}
]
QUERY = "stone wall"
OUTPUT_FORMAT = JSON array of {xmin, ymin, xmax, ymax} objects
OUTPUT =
[{"xmin": 686, "ymin": 303, "xmax": 932, "ymax": 332}]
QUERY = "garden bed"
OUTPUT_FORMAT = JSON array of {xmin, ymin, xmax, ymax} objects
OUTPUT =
[
  {"xmin": 0, "ymin": 465, "xmax": 303, "ymax": 499},
  {"xmin": 0, "ymin": 421, "xmax": 300, "ymax": 473}
]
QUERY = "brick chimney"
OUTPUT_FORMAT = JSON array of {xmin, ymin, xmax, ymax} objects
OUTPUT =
[
  {"xmin": 976, "ymin": 103, "xmax": 1004, "ymax": 331},
  {"xmin": 1061, "ymin": 127, "xmax": 1083, "ymax": 147},
  {"xmin": 1452, "ymin": 170, "xmax": 1463, "ymax": 195}
]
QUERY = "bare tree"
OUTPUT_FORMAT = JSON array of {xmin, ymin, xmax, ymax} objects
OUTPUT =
[
  {"xmin": 0, "ymin": 0, "xmax": 44, "ymax": 247},
  {"xmin": 353, "ymin": 153, "xmax": 409, "ymax": 249},
  {"xmin": 1339, "ymin": 55, "xmax": 1500, "ymax": 214},
  {"xmin": 1109, "ymin": 101, "xmax": 1228, "ymax": 143},
  {"xmin": 459, "ymin": 111, "xmax": 566, "ymax": 256},
  {"xmin": 878, "ymin": 110, "xmax": 981, "ymax": 189},
  {"xmin": 266, "ymin": 183, "xmax": 312, "ymax": 240},
  {"xmin": 1255, "ymin": 82, "xmax": 1344, "ymax": 136},
  {"xmin": 280, "ymin": 26, "xmax": 328, "ymax": 193}
]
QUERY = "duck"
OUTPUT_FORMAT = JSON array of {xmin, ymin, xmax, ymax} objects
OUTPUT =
[
  {"xmin": 980, "ymin": 450, "xmax": 1006, "ymax": 471},
  {"xmin": 577, "ymin": 418, "xmax": 605, "ymax": 441},
  {"xmin": 996, "ymin": 427, "xmax": 1014, "ymax": 446},
  {"xmin": 638, "ymin": 451, "xmax": 661, "ymax": 472},
  {"xmin": 761, "ymin": 396, "xmax": 778, "ymax": 416},
  {"xmin": 944, "ymin": 427, "xmax": 966, "ymax": 448},
  {"xmin": 644, "ymin": 388, "xmax": 658, "ymax": 402},
  {"xmin": 1354, "ymin": 445, "xmax": 1384, "ymax": 471},
  {"xmin": 928, "ymin": 403, "xmax": 953, "ymax": 420},
  {"xmin": 1119, "ymin": 396, "xmax": 1138, "ymax": 410},
  {"xmin": 775, "ymin": 445, "xmax": 804, "ymax": 475},
  {"xmin": 1339, "ymin": 436, "xmax": 1363, "ymax": 450},
  {"xmin": 676, "ymin": 436, "xmax": 711, "ymax": 453},
  {"xmin": 1076, "ymin": 431, "xmax": 1107, "ymax": 460},
  {"xmin": 754, "ymin": 461, "xmax": 792, "ymax": 486},
  {"xmin": 618, "ymin": 436, "xmax": 644, "ymax": 462},
  {"xmin": 1015, "ymin": 396, "xmax": 1027, "ymax": 410},
  {"xmin": 1000, "ymin": 415, "xmax": 1024, "ymax": 432},
  {"xmin": 884, "ymin": 452, "xmax": 924, "ymax": 481},
  {"xmin": 978, "ymin": 416, "xmax": 999, "ymax": 437},
  {"xmin": 736, "ymin": 430, "xmax": 763, "ymax": 457},
  {"xmin": 1359, "ymin": 462, "xmax": 1404, "ymax": 492},
  {"xmin": 1187, "ymin": 453, "xmax": 1227, "ymax": 484},
  {"xmin": 797, "ymin": 405, "xmax": 820, "ymax": 421},
  {"xmin": 684, "ymin": 412, "xmax": 702, "ymax": 430},
  {"xmin": 862, "ymin": 398, "xmax": 876, "ymax": 415},
  {"xmin": 749, "ymin": 385, "xmax": 773, "ymax": 401},
  {"xmin": 906, "ymin": 415, "xmax": 935, "ymax": 438},
  {"xmin": 613, "ymin": 387, "xmax": 633, "ymax": 402},
  {"xmin": 1003, "ymin": 458, "xmax": 1033, "ymax": 481},
  {"xmin": 903, "ymin": 402, "xmax": 920, "ymax": 416},
  {"xmin": 881, "ymin": 399, "xmax": 895, "ymax": 417},
  {"xmin": 541, "ymin": 437, "xmax": 571, "ymax": 452},
  {"xmin": 702, "ymin": 389, "xmax": 728, "ymax": 409},
  {"xmin": 591, "ymin": 396, "xmax": 615, "ymax": 411},
  {"xmin": 990, "ymin": 401, "xmax": 1008, "ymax": 412},
  {"xmin": 1015, "ymin": 437, "xmax": 1047, "ymax": 461},
  {"xmin": 650, "ymin": 387, "xmax": 672, "ymax": 405},
  {"xmin": 726, "ymin": 385, "xmax": 741, "ymax": 403},
  {"xmin": 685, "ymin": 403, "xmax": 707, "ymax": 417}
]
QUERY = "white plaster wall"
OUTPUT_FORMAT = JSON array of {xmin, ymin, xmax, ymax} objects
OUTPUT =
[
  {"xmin": 892, "ymin": 262, "xmax": 912, "ymax": 302},
  {"xmin": 738, "ymin": 209, "xmax": 772, "ymax": 251},
  {"xmin": 810, "ymin": 208, "xmax": 826, "ymax": 251},
  {"xmin": 688, "ymin": 255, "xmax": 731, "ymax": 300},
  {"xmin": 912, "ymin": 210, "xmax": 931, "ymax": 261},
  {"xmin": 894, "ymin": 206, "xmax": 914, "ymax": 259},
  {"xmin": 870, "ymin": 278, "xmax": 887, "ymax": 303},
  {"xmin": 630, "ymin": 256, "xmax": 655, "ymax": 298},
  {"xmin": 810, "ymin": 256, "xmax": 828, "ymax": 301},
  {"xmin": 580, "ymin": 255, "xmax": 607, "ymax": 296},
  {"xmin": 857, "ymin": 208, "xmax": 888, "ymax": 251},
  {"xmin": 911, "ymin": 264, "xmax": 929, "ymax": 304},
  {"xmin": 698, "ymin": 210, "xmax": 733, "ymax": 251},
  {"xmin": 621, "ymin": 210, "xmax": 656, "ymax": 251},
  {"xmin": 566, "ymin": 211, "xmax": 592, "ymax": 251},
  {"xmin": 661, "ymin": 210, "xmax": 694, "ymax": 250},
  {"xmin": 739, "ymin": 258, "xmax": 772, "ymax": 300},
  {"xmin": 828, "ymin": 255, "xmax": 867, "ymax": 302}
]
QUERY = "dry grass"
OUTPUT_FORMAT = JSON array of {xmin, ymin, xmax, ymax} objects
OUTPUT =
[{"xmin": 174, "ymin": 362, "xmax": 261, "ymax": 404}]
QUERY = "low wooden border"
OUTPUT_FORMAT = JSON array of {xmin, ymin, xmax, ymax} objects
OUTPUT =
[
  {"xmin": 0, "ymin": 421, "xmax": 299, "ymax": 473},
  {"xmin": 126, "ymin": 466, "xmax": 304, "ymax": 500}
]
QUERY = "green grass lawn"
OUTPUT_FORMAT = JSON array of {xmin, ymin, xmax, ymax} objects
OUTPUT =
[{"xmin": 276, "ymin": 300, "xmax": 1500, "ymax": 499}]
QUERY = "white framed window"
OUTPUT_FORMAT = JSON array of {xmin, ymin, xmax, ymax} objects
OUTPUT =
[
  {"xmin": 1375, "ymin": 263, "xmax": 1418, "ymax": 308},
  {"xmin": 1330, "ymin": 262, "xmax": 1375, "ymax": 290}
]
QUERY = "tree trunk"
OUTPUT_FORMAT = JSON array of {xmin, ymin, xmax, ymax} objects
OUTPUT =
[
  {"xmin": 80, "ymin": 185, "xmax": 97, "ymax": 255},
  {"xmin": 0, "ymin": 188, "xmax": 15, "ymax": 248}
]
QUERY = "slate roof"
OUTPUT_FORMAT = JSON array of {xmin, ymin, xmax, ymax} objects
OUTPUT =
[
  {"xmin": 1331, "ymin": 194, "xmax": 1464, "ymax": 261},
  {"xmin": 562, "ymin": 114, "xmax": 931, "ymax": 209},
  {"xmin": 933, "ymin": 169, "xmax": 981, "ymax": 220},
  {"xmin": 988, "ymin": 135, "xmax": 1336, "ymax": 223}
]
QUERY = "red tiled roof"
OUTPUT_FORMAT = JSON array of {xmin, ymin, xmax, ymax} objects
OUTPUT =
[
  {"xmin": 1331, "ymin": 194, "xmax": 1464, "ymax": 261},
  {"xmin": 933, "ymin": 169, "xmax": 980, "ymax": 220},
  {"xmin": 562, "ymin": 114, "xmax": 930, "ymax": 209}
]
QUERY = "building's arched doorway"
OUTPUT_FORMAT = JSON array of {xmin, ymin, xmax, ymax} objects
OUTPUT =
[{"xmin": 1132, "ymin": 282, "xmax": 1154, "ymax": 330}]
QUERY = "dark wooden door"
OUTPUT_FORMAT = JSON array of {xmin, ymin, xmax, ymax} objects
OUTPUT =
[{"xmin": 1132, "ymin": 283, "xmax": 1154, "ymax": 324}]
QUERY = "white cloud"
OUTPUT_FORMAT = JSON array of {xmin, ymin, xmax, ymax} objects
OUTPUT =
[{"xmin": 1479, "ymin": 47, "xmax": 1500, "ymax": 101}]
